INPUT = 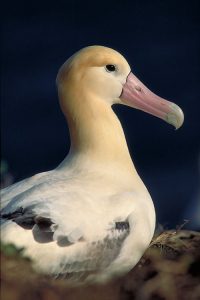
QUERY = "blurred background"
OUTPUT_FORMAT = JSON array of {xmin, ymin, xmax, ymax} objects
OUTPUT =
[{"xmin": 1, "ymin": 0, "xmax": 200, "ymax": 229}]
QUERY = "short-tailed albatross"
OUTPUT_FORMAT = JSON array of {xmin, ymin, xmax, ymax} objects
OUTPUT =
[{"xmin": 0, "ymin": 46, "xmax": 184, "ymax": 284}]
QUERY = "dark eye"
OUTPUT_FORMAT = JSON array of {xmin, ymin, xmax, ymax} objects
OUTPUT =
[{"xmin": 105, "ymin": 64, "xmax": 116, "ymax": 72}]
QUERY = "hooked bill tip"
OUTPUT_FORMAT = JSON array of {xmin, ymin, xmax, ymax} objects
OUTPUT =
[{"xmin": 166, "ymin": 104, "xmax": 184, "ymax": 129}]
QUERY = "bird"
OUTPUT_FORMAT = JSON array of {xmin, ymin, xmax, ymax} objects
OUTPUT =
[{"xmin": 0, "ymin": 45, "xmax": 184, "ymax": 284}]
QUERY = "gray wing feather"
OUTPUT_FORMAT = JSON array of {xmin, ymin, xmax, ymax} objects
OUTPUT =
[{"xmin": 56, "ymin": 229, "xmax": 130, "ymax": 280}]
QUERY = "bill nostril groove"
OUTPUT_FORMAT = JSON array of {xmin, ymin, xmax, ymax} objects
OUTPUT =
[{"xmin": 135, "ymin": 86, "xmax": 142, "ymax": 92}]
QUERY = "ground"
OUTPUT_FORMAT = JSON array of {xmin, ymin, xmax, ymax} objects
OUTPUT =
[{"xmin": 1, "ymin": 229, "xmax": 200, "ymax": 300}]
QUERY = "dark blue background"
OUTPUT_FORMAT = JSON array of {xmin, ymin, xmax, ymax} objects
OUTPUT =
[{"xmin": 1, "ymin": 0, "xmax": 200, "ymax": 228}]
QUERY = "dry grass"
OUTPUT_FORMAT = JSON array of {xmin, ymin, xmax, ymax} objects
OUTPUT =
[{"xmin": 1, "ymin": 230, "xmax": 200, "ymax": 300}]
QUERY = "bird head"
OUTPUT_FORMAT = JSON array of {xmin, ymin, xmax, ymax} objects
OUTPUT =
[{"xmin": 57, "ymin": 45, "xmax": 184, "ymax": 129}]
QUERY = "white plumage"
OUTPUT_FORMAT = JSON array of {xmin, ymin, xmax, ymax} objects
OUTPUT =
[{"xmin": 0, "ymin": 46, "xmax": 184, "ymax": 284}]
